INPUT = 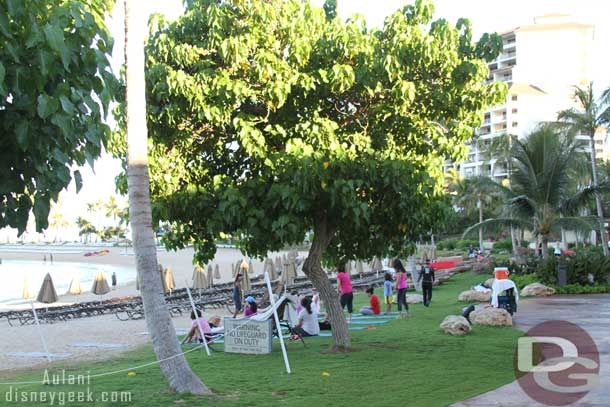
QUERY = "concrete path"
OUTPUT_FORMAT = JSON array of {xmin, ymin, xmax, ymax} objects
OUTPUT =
[{"xmin": 453, "ymin": 294, "xmax": 610, "ymax": 407}]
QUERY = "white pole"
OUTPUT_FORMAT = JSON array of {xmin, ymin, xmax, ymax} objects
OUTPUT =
[
  {"xmin": 30, "ymin": 300, "xmax": 51, "ymax": 362},
  {"xmin": 265, "ymin": 271, "xmax": 291, "ymax": 374},
  {"xmin": 185, "ymin": 285, "xmax": 211, "ymax": 357}
]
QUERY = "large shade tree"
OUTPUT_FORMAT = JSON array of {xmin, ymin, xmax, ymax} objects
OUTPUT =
[
  {"xmin": 123, "ymin": 0, "xmax": 208, "ymax": 394},
  {"xmin": 465, "ymin": 125, "xmax": 607, "ymax": 259},
  {"xmin": 558, "ymin": 82, "xmax": 610, "ymax": 255},
  {"xmin": 118, "ymin": 0, "xmax": 506, "ymax": 350},
  {"xmin": 0, "ymin": 0, "xmax": 117, "ymax": 233}
]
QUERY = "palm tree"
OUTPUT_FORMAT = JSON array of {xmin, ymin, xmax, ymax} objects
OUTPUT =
[
  {"xmin": 465, "ymin": 125, "xmax": 606, "ymax": 259},
  {"xmin": 558, "ymin": 82, "xmax": 610, "ymax": 255},
  {"xmin": 104, "ymin": 196, "xmax": 121, "ymax": 241},
  {"xmin": 76, "ymin": 217, "xmax": 96, "ymax": 244},
  {"xmin": 123, "ymin": 0, "xmax": 208, "ymax": 394},
  {"xmin": 450, "ymin": 175, "xmax": 502, "ymax": 251},
  {"xmin": 49, "ymin": 210, "xmax": 69, "ymax": 242}
]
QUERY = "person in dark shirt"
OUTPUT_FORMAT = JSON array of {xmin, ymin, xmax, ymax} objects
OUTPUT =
[{"xmin": 418, "ymin": 260, "xmax": 435, "ymax": 307}]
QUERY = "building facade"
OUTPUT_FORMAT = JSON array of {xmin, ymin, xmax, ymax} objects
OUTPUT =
[{"xmin": 448, "ymin": 14, "xmax": 603, "ymax": 181}]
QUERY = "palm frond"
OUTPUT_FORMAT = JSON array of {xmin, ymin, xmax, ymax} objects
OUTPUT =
[
  {"xmin": 551, "ymin": 216, "xmax": 600, "ymax": 235},
  {"xmin": 462, "ymin": 218, "xmax": 530, "ymax": 238},
  {"xmin": 561, "ymin": 183, "xmax": 610, "ymax": 215}
]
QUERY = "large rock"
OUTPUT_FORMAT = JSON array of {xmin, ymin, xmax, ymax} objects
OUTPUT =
[
  {"xmin": 406, "ymin": 294, "xmax": 423, "ymax": 304},
  {"xmin": 521, "ymin": 283, "xmax": 556, "ymax": 297},
  {"xmin": 470, "ymin": 308, "xmax": 513, "ymax": 326},
  {"xmin": 440, "ymin": 315, "xmax": 471, "ymax": 336},
  {"xmin": 458, "ymin": 290, "xmax": 491, "ymax": 303},
  {"xmin": 485, "ymin": 278, "xmax": 495, "ymax": 287}
]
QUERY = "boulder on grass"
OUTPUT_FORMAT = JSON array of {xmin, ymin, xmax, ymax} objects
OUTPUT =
[
  {"xmin": 458, "ymin": 290, "xmax": 491, "ymax": 303},
  {"xmin": 440, "ymin": 315, "xmax": 471, "ymax": 336},
  {"xmin": 406, "ymin": 294, "xmax": 423, "ymax": 304},
  {"xmin": 485, "ymin": 278, "xmax": 495, "ymax": 288},
  {"xmin": 521, "ymin": 283, "xmax": 556, "ymax": 297},
  {"xmin": 470, "ymin": 308, "xmax": 512, "ymax": 326}
]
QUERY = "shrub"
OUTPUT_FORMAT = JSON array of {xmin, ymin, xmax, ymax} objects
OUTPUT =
[
  {"xmin": 535, "ymin": 251, "xmax": 610, "ymax": 285},
  {"xmin": 456, "ymin": 239, "xmax": 479, "ymax": 250},
  {"xmin": 521, "ymin": 239, "xmax": 530, "ymax": 248},
  {"xmin": 553, "ymin": 284, "xmax": 610, "ymax": 295},
  {"xmin": 437, "ymin": 239, "xmax": 457, "ymax": 250},
  {"xmin": 511, "ymin": 273, "xmax": 538, "ymax": 290},
  {"xmin": 492, "ymin": 239, "xmax": 512, "ymax": 251}
]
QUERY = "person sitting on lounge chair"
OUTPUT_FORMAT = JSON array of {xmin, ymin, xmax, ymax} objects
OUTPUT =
[
  {"xmin": 291, "ymin": 297, "xmax": 320, "ymax": 339},
  {"xmin": 181, "ymin": 309, "xmax": 213, "ymax": 344}
]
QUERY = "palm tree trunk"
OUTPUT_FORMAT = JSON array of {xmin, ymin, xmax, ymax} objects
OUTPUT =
[
  {"xmin": 510, "ymin": 226, "xmax": 519, "ymax": 257},
  {"xmin": 589, "ymin": 136, "xmax": 609, "ymax": 255},
  {"xmin": 124, "ymin": 0, "xmax": 208, "ymax": 394},
  {"xmin": 301, "ymin": 214, "xmax": 350, "ymax": 351},
  {"xmin": 541, "ymin": 235, "xmax": 549, "ymax": 260},
  {"xmin": 478, "ymin": 199, "xmax": 484, "ymax": 252}
]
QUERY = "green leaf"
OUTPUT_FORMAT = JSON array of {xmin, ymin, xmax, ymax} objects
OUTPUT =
[
  {"xmin": 74, "ymin": 170, "xmax": 83, "ymax": 193},
  {"xmin": 37, "ymin": 95, "xmax": 59, "ymax": 119},
  {"xmin": 59, "ymin": 95, "xmax": 75, "ymax": 115},
  {"xmin": 15, "ymin": 121, "xmax": 28, "ymax": 151}
]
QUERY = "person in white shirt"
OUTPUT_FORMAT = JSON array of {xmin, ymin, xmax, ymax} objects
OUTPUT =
[{"xmin": 292, "ymin": 297, "xmax": 320, "ymax": 338}]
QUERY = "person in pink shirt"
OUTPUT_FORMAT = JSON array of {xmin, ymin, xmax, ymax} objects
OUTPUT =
[
  {"xmin": 181, "ymin": 309, "xmax": 213, "ymax": 344},
  {"xmin": 336, "ymin": 263, "xmax": 353, "ymax": 323},
  {"xmin": 393, "ymin": 259, "xmax": 411, "ymax": 319}
]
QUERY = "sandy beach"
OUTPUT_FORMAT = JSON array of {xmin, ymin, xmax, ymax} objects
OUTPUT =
[{"xmin": 0, "ymin": 245, "xmax": 308, "ymax": 375}]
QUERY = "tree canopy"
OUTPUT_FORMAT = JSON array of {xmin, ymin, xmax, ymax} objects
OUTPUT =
[
  {"xmin": 117, "ymin": 0, "xmax": 507, "ymax": 267},
  {"xmin": 0, "ymin": 0, "xmax": 117, "ymax": 233}
]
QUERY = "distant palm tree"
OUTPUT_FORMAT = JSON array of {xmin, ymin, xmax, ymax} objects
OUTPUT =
[
  {"xmin": 450, "ymin": 175, "xmax": 502, "ymax": 251},
  {"xmin": 465, "ymin": 125, "xmax": 607, "ymax": 259},
  {"xmin": 558, "ymin": 82, "xmax": 610, "ymax": 255},
  {"xmin": 49, "ymin": 210, "xmax": 69, "ymax": 242},
  {"xmin": 104, "ymin": 196, "xmax": 121, "ymax": 241},
  {"xmin": 75, "ymin": 217, "xmax": 96, "ymax": 244}
]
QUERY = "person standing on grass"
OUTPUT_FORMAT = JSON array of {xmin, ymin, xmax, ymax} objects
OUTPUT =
[
  {"xmin": 393, "ymin": 259, "xmax": 410, "ymax": 318},
  {"xmin": 336, "ymin": 262, "xmax": 353, "ymax": 323},
  {"xmin": 232, "ymin": 273, "xmax": 243, "ymax": 318},
  {"xmin": 360, "ymin": 286, "xmax": 381, "ymax": 315},
  {"xmin": 418, "ymin": 260, "xmax": 435, "ymax": 307},
  {"xmin": 383, "ymin": 272, "xmax": 393, "ymax": 314}
]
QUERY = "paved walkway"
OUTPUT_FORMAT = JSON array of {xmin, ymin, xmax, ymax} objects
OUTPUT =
[{"xmin": 453, "ymin": 294, "xmax": 610, "ymax": 407}]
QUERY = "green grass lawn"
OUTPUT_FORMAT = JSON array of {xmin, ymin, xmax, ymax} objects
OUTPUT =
[{"xmin": 0, "ymin": 273, "xmax": 521, "ymax": 407}]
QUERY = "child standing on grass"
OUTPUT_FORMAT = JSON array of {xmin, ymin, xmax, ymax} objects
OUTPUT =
[
  {"xmin": 360, "ymin": 286, "xmax": 381, "ymax": 315},
  {"xmin": 393, "ymin": 259, "xmax": 410, "ymax": 318},
  {"xmin": 383, "ymin": 272, "xmax": 393, "ymax": 314}
]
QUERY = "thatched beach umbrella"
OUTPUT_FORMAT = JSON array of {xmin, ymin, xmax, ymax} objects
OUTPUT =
[
  {"xmin": 240, "ymin": 261, "xmax": 251, "ymax": 291},
  {"xmin": 193, "ymin": 266, "xmax": 208, "ymax": 291},
  {"xmin": 91, "ymin": 271, "xmax": 110, "ymax": 297},
  {"xmin": 356, "ymin": 260, "xmax": 364, "ymax": 276},
  {"xmin": 164, "ymin": 267, "xmax": 176, "ymax": 294},
  {"xmin": 37, "ymin": 273, "xmax": 58, "ymax": 305},
  {"xmin": 207, "ymin": 265, "xmax": 214, "ymax": 287},
  {"xmin": 214, "ymin": 264, "xmax": 221, "ymax": 280},
  {"xmin": 22, "ymin": 276, "xmax": 35, "ymax": 300},
  {"xmin": 68, "ymin": 273, "xmax": 83, "ymax": 300}
]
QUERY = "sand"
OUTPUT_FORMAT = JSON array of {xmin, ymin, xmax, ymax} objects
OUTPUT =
[{"xmin": 0, "ymin": 245, "xmax": 307, "ymax": 375}]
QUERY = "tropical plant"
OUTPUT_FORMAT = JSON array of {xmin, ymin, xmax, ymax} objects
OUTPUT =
[
  {"xmin": 450, "ymin": 175, "xmax": 503, "ymax": 251},
  {"xmin": 464, "ymin": 124, "xmax": 607, "ymax": 260},
  {"xmin": 123, "ymin": 0, "xmax": 208, "ymax": 394},
  {"xmin": 123, "ymin": 0, "xmax": 506, "ymax": 350},
  {"xmin": 48, "ymin": 209, "xmax": 69, "ymax": 242},
  {"xmin": 558, "ymin": 82, "xmax": 610, "ymax": 255},
  {"xmin": 76, "ymin": 216, "xmax": 96, "ymax": 243},
  {"xmin": 0, "ymin": 0, "xmax": 117, "ymax": 234}
]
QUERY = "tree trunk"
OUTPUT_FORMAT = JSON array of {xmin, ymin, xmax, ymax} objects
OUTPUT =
[
  {"xmin": 589, "ymin": 136, "xmax": 609, "ymax": 255},
  {"xmin": 478, "ymin": 199, "xmax": 484, "ymax": 252},
  {"xmin": 124, "ymin": 0, "xmax": 209, "ymax": 394},
  {"xmin": 510, "ymin": 226, "xmax": 519, "ymax": 257},
  {"xmin": 301, "ymin": 215, "xmax": 351, "ymax": 351},
  {"xmin": 541, "ymin": 235, "xmax": 549, "ymax": 260}
]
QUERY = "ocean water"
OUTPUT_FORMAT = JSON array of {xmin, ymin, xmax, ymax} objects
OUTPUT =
[{"xmin": 0, "ymin": 260, "xmax": 137, "ymax": 305}]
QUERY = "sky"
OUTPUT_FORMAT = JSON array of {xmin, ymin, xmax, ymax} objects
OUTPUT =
[{"xmin": 6, "ymin": 0, "xmax": 610, "ymax": 241}]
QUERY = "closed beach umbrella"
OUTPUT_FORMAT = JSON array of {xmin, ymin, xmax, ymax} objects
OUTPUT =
[
  {"xmin": 193, "ymin": 266, "xmax": 208, "ymax": 290},
  {"xmin": 346, "ymin": 261, "xmax": 353, "ymax": 275},
  {"xmin": 207, "ymin": 264, "xmax": 214, "ymax": 287},
  {"xmin": 164, "ymin": 267, "xmax": 176, "ymax": 294},
  {"xmin": 22, "ymin": 276, "xmax": 35, "ymax": 300},
  {"xmin": 275, "ymin": 257, "xmax": 282, "ymax": 273},
  {"xmin": 91, "ymin": 272, "xmax": 110, "ymax": 296},
  {"xmin": 214, "ymin": 264, "xmax": 221, "ymax": 280},
  {"xmin": 239, "ymin": 261, "xmax": 251, "ymax": 291},
  {"xmin": 37, "ymin": 273, "xmax": 58, "ymax": 304},
  {"xmin": 68, "ymin": 273, "xmax": 83, "ymax": 295},
  {"xmin": 248, "ymin": 259, "xmax": 254, "ymax": 274},
  {"xmin": 357, "ymin": 260, "xmax": 364, "ymax": 275},
  {"xmin": 192, "ymin": 265, "xmax": 201, "ymax": 282},
  {"xmin": 269, "ymin": 260, "xmax": 278, "ymax": 280},
  {"xmin": 230, "ymin": 263, "xmax": 235, "ymax": 278}
]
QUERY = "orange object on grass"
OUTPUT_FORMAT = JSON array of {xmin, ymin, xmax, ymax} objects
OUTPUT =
[{"xmin": 494, "ymin": 267, "xmax": 509, "ymax": 280}]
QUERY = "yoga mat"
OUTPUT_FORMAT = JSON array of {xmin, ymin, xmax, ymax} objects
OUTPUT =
[
  {"xmin": 349, "ymin": 320, "xmax": 390, "ymax": 325},
  {"xmin": 70, "ymin": 342, "xmax": 127, "ymax": 349},
  {"xmin": 6, "ymin": 352, "xmax": 71, "ymax": 359}
]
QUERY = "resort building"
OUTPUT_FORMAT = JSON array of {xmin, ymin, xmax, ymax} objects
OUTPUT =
[{"xmin": 447, "ymin": 14, "xmax": 604, "ymax": 181}]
